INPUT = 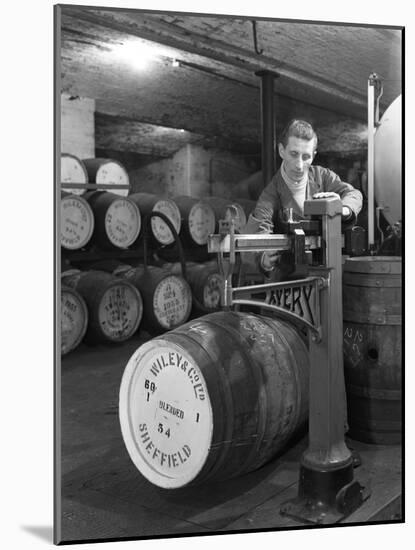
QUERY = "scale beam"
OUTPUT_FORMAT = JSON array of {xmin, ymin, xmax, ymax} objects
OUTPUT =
[{"xmin": 208, "ymin": 233, "xmax": 321, "ymax": 254}]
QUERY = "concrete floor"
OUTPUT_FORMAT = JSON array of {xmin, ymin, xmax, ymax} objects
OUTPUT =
[{"xmin": 57, "ymin": 333, "xmax": 402, "ymax": 544}]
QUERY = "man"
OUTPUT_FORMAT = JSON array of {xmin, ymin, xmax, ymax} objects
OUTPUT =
[{"xmin": 247, "ymin": 119, "xmax": 363, "ymax": 272}]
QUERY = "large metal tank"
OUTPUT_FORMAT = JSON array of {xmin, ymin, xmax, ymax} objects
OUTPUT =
[{"xmin": 374, "ymin": 94, "xmax": 402, "ymax": 226}]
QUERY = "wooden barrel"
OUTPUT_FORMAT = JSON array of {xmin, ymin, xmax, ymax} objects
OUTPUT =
[
  {"xmin": 61, "ymin": 284, "xmax": 88, "ymax": 355},
  {"xmin": 224, "ymin": 202, "xmax": 247, "ymax": 233},
  {"xmin": 82, "ymin": 158, "xmax": 130, "ymax": 196},
  {"xmin": 61, "ymin": 153, "xmax": 88, "ymax": 196},
  {"xmin": 129, "ymin": 193, "xmax": 181, "ymax": 246},
  {"xmin": 118, "ymin": 265, "xmax": 192, "ymax": 333},
  {"xmin": 222, "ymin": 199, "xmax": 254, "ymax": 234},
  {"xmin": 202, "ymin": 196, "xmax": 255, "ymax": 233},
  {"xmin": 84, "ymin": 191, "xmax": 141, "ymax": 249},
  {"xmin": 174, "ymin": 196, "xmax": 216, "ymax": 246},
  {"xmin": 119, "ymin": 311, "xmax": 309, "ymax": 488},
  {"xmin": 203, "ymin": 196, "xmax": 250, "ymax": 233},
  {"xmin": 61, "ymin": 270, "xmax": 143, "ymax": 344},
  {"xmin": 233, "ymin": 198, "xmax": 256, "ymax": 215},
  {"xmin": 203, "ymin": 196, "xmax": 230, "ymax": 231},
  {"xmin": 60, "ymin": 191, "xmax": 95, "ymax": 250},
  {"xmin": 166, "ymin": 261, "xmax": 223, "ymax": 312},
  {"xmin": 343, "ymin": 256, "xmax": 402, "ymax": 444}
]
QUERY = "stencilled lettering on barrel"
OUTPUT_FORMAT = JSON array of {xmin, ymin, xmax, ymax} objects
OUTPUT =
[
  {"xmin": 187, "ymin": 367, "xmax": 206, "ymax": 400},
  {"xmin": 150, "ymin": 352, "xmax": 189, "ymax": 377},
  {"xmin": 159, "ymin": 400, "xmax": 185, "ymax": 419},
  {"xmin": 138, "ymin": 423, "xmax": 192, "ymax": 468},
  {"xmin": 146, "ymin": 351, "xmax": 206, "ymax": 402}
]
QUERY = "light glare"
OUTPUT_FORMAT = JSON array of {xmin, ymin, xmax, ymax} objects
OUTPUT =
[{"xmin": 113, "ymin": 41, "xmax": 160, "ymax": 70}]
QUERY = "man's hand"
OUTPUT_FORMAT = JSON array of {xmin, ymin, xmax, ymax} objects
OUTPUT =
[
  {"xmin": 261, "ymin": 251, "xmax": 279, "ymax": 272},
  {"xmin": 313, "ymin": 192, "xmax": 340, "ymax": 200},
  {"xmin": 313, "ymin": 192, "xmax": 352, "ymax": 219}
]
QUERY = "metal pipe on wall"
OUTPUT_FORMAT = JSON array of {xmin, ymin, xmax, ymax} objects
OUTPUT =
[
  {"xmin": 255, "ymin": 70, "xmax": 279, "ymax": 188},
  {"xmin": 367, "ymin": 74, "xmax": 376, "ymax": 251}
]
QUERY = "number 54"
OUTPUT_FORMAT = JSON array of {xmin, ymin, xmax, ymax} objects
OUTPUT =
[{"xmin": 158, "ymin": 423, "xmax": 171, "ymax": 438}]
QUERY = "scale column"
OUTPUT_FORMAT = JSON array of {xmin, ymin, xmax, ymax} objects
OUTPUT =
[{"xmin": 304, "ymin": 197, "xmax": 351, "ymax": 470}]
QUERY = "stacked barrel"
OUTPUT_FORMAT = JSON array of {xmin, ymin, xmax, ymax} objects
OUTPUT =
[
  {"xmin": 83, "ymin": 191, "xmax": 141, "ymax": 249},
  {"xmin": 61, "ymin": 154, "xmax": 95, "ymax": 251},
  {"xmin": 60, "ymin": 153, "xmax": 257, "ymax": 354},
  {"xmin": 61, "ymin": 155, "xmax": 142, "ymax": 355},
  {"xmin": 60, "ymin": 153, "xmax": 255, "ymax": 253},
  {"xmin": 163, "ymin": 260, "xmax": 224, "ymax": 316},
  {"xmin": 129, "ymin": 193, "xmax": 181, "ymax": 247},
  {"xmin": 60, "ymin": 155, "xmax": 141, "ymax": 251},
  {"xmin": 61, "ymin": 283, "xmax": 89, "ymax": 356},
  {"xmin": 60, "ymin": 263, "xmax": 196, "ymax": 353},
  {"xmin": 61, "ymin": 191, "xmax": 95, "ymax": 251}
]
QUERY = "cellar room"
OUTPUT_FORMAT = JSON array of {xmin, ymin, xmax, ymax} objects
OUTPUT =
[{"xmin": 56, "ymin": 4, "xmax": 403, "ymax": 544}]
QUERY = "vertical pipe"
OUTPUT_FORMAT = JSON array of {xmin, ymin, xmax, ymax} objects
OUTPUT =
[
  {"xmin": 367, "ymin": 74, "xmax": 376, "ymax": 251},
  {"xmin": 255, "ymin": 71, "xmax": 278, "ymax": 188}
]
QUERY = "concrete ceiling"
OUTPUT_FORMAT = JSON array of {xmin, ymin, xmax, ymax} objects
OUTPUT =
[{"xmin": 58, "ymin": 5, "xmax": 402, "ymax": 159}]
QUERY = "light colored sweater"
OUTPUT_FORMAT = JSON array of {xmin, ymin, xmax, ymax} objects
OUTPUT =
[{"xmin": 280, "ymin": 162, "xmax": 308, "ymax": 216}]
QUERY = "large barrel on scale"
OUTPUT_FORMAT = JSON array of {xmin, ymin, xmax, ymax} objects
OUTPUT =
[
  {"xmin": 60, "ymin": 191, "xmax": 95, "ymax": 250},
  {"xmin": 343, "ymin": 256, "xmax": 402, "ymax": 444},
  {"xmin": 82, "ymin": 158, "xmax": 130, "ymax": 197},
  {"xmin": 61, "ymin": 269, "xmax": 143, "ymax": 344},
  {"xmin": 85, "ymin": 191, "xmax": 141, "ymax": 249},
  {"xmin": 119, "ymin": 311, "xmax": 309, "ymax": 488}
]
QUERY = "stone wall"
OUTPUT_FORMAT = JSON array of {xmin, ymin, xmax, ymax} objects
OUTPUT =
[{"xmin": 128, "ymin": 144, "xmax": 255, "ymax": 199}]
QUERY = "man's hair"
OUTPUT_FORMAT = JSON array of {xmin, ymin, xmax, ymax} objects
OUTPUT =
[{"xmin": 279, "ymin": 119, "xmax": 318, "ymax": 150}]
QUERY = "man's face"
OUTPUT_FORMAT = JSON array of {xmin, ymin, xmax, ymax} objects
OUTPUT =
[{"xmin": 278, "ymin": 136, "xmax": 316, "ymax": 181}]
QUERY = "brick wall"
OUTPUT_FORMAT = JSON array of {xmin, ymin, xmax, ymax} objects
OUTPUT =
[{"xmin": 61, "ymin": 93, "xmax": 95, "ymax": 159}]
